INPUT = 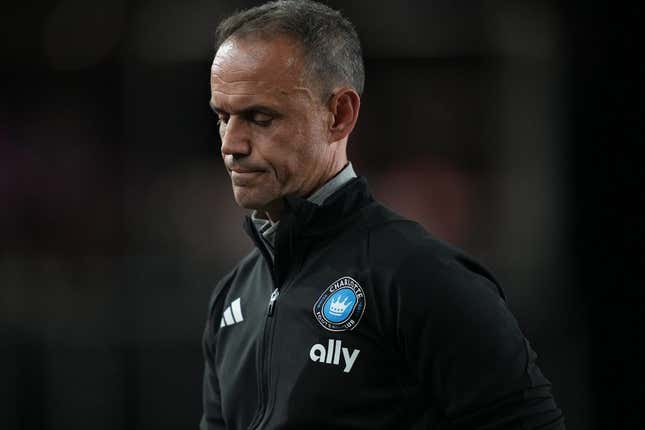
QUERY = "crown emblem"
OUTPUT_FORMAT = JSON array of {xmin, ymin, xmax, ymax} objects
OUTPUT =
[
  {"xmin": 314, "ymin": 276, "xmax": 366, "ymax": 332},
  {"xmin": 328, "ymin": 294, "xmax": 352, "ymax": 316}
]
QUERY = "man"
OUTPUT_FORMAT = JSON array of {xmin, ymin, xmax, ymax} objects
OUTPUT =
[{"xmin": 202, "ymin": 1, "xmax": 564, "ymax": 429}]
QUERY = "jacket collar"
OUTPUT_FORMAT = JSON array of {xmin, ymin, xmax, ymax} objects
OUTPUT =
[
  {"xmin": 250, "ymin": 162, "xmax": 358, "ymax": 257},
  {"xmin": 280, "ymin": 176, "xmax": 372, "ymax": 236},
  {"xmin": 243, "ymin": 177, "xmax": 374, "ymax": 285}
]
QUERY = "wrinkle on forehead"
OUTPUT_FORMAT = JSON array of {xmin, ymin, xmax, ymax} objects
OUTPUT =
[
  {"xmin": 210, "ymin": 68, "xmax": 317, "ymax": 102},
  {"xmin": 210, "ymin": 61, "xmax": 304, "ymax": 86},
  {"xmin": 211, "ymin": 84, "xmax": 316, "ymax": 103}
]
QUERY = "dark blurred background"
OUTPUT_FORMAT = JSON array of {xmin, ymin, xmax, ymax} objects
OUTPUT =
[{"xmin": 1, "ymin": 0, "xmax": 641, "ymax": 429}]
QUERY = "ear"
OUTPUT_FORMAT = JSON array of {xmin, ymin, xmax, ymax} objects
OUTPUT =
[{"xmin": 327, "ymin": 88, "xmax": 361, "ymax": 143}]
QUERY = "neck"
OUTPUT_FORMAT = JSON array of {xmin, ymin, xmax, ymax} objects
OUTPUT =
[{"xmin": 263, "ymin": 155, "xmax": 349, "ymax": 222}]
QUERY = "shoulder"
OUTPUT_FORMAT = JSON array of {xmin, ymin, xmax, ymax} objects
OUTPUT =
[
  {"xmin": 361, "ymin": 205, "xmax": 524, "ymax": 354},
  {"xmin": 363, "ymin": 202, "xmax": 504, "ymax": 300}
]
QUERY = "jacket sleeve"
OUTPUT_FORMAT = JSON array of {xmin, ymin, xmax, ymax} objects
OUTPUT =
[
  {"xmin": 394, "ymin": 249, "xmax": 565, "ymax": 429},
  {"xmin": 200, "ymin": 275, "xmax": 233, "ymax": 430}
]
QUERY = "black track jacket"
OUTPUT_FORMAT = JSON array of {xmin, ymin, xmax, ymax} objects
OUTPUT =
[{"xmin": 201, "ymin": 177, "xmax": 564, "ymax": 429}]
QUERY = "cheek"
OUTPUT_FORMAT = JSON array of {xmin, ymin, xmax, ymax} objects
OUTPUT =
[
  {"xmin": 253, "ymin": 127, "xmax": 295, "ymax": 168},
  {"xmin": 253, "ymin": 115, "xmax": 322, "ymax": 184},
  {"xmin": 281, "ymin": 133, "xmax": 320, "ymax": 185}
]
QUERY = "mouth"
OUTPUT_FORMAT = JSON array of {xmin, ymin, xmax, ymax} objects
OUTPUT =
[
  {"xmin": 230, "ymin": 169, "xmax": 264, "ymax": 185},
  {"xmin": 230, "ymin": 167, "xmax": 261, "ymax": 174}
]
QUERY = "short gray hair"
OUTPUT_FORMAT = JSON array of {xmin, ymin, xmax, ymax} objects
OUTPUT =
[{"xmin": 215, "ymin": 0, "xmax": 365, "ymax": 99}]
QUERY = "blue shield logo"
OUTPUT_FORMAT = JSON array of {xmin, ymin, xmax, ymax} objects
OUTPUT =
[{"xmin": 313, "ymin": 276, "xmax": 366, "ymax": 332}]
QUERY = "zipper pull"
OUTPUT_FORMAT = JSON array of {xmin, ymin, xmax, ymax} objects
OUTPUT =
[{"xmin": 267, "ymin": 288, "xmax": 280, "ymax": 316}]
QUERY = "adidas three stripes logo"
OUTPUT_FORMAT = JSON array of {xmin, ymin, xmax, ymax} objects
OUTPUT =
[{"xmin": 220, "ymin": 298, "xmax": 244, "ymax": 327}]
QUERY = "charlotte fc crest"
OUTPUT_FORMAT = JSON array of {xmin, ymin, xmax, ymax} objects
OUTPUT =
[{"xmin": 313, "ymin": 276, "xmax": 366, "ymax": 332}]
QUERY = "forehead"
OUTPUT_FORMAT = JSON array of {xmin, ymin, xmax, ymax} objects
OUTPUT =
[{"xmin": 210, "ymin": 35, "xmax": 311, "ymax": 103}]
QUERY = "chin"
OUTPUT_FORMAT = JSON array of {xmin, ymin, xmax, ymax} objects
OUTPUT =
[
  {"xmin": 233, "ymin": 186, "xmax": 286, "ymax": 216},
  {"xmin": 232, "ymin": 188, "xmax": 271, "ymax": 211},
  {"xmin": 233, "ymin": 196, "xmax": 263, "ymax": 211}
]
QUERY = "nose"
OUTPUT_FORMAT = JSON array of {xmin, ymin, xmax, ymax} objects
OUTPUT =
[{"xmin": 220, "ymin": 116, "xmax": 251, "ymax": 158}]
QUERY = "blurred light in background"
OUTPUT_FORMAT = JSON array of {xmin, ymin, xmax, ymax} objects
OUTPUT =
[{"xmin": 374, "ymin": 155, "xmax": 473, "ymax": 245}]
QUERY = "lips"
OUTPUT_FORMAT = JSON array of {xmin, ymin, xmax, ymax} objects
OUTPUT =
[
  {"xmin": 231, "ymin": 168, "xmax": 260, "ymax": 174},
  {"xmin": 230, "ymin": 169, "xmax": 263, "ymax": 185}
]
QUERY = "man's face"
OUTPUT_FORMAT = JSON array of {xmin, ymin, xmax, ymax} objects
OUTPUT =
[{"xmin": 210, "ymin": 35, "xmax": 331, "ymax": 216}]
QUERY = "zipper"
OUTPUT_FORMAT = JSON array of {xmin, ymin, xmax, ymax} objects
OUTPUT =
[
  {"xmin": 244, "ymin": 217, "xmax": 281, "ymax": 429},
  {"xmin": 254, "ymin": 246, "xmax": 306, "ymax": 427},
  {"xmin": 246, "ymin": 218, "xmax": 303, "ymax": 428},
  {"xmin": 248, "ymin": 287, "xmax": 280, "ymax": 429},
  {"xmin": 267, "ymin": 288, "xmax": 280, "ymax": 316}
]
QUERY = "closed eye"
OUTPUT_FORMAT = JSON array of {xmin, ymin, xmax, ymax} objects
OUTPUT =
[
  {"xmin": 244, "ymin": 110, "xmax": 274, "ymax": 127},
  {"xmin": 210, "ymin": 102, "xmax": 280, "ymax": 128}
]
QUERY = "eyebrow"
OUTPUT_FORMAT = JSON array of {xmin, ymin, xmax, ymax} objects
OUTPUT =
[{"xmin": 209, "ymin": 101, "xmax": 281, "ymax": 117}]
